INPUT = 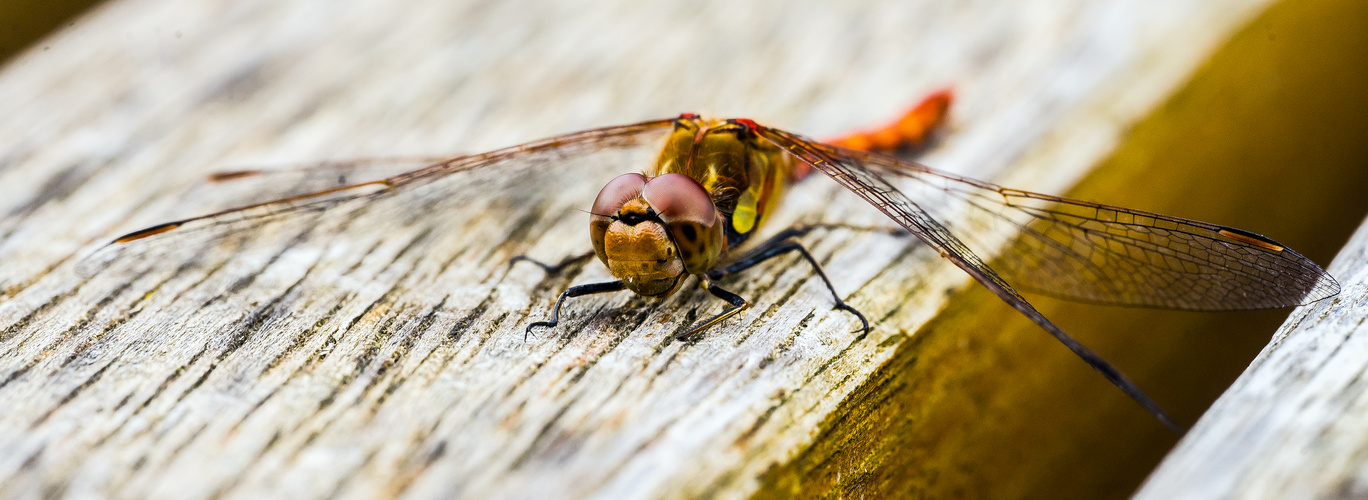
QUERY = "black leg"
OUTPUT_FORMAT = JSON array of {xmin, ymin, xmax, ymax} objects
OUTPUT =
[
  {"xmin": 678, "ymin": 279, "xmax": 750, "ymax": 340},
  {"xmin": 707, "ymin": 231, "xmax": 870, "ymax": 334},
  {"xmin": 509, "ymin": 250, "xmax": 596, "ymax": 275},
  {"xmin": 525, "ymin": 280, "xmax": 626, "ymax": 340}
]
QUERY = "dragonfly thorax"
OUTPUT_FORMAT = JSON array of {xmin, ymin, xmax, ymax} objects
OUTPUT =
[{"xmin": 590, "ymin": 173, "xmax": 724, "ymax": 296}]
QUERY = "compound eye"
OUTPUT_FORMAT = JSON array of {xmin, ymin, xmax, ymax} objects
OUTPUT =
[
  {"xmin": 592, "ymin": 173, "xmax": 648, "ymax": 216},
  {"xmin": 642, "ymin": 173, "xmax": 716, "ymax": 225}
]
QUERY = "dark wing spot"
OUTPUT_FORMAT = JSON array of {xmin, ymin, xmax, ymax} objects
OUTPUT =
[{"xmin": 680, "ymin": 224, "xmax": 697, "ymax": 241}]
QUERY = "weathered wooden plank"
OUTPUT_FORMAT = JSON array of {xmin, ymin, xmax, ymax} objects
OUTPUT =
[
  {"xmin": 0, "ymin": 0, "xmax": 1301, "ymax": 498},
  {"xmin": 1135, "ymin": 209, "xmax": 1368, "ymax": 495},
  {"xmin": 751, "ymin": 0, "xmax": 1368, "ymax": 496},
  {"xmin": 1128, "ymin": 2, "xmax": 1368, "ymax": 497}
]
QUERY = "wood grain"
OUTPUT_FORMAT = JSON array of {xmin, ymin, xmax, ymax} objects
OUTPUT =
[
  {"xmin": 1134, "ymin": 219, "xmax": 1368, "ymax": 495},
  {"xmin": 0, "ymin": 0, "xmax": 1291, "ymax": 498},
  {"xmin": 1136, "ymin": 215, "xmax": 1368, "ymax": 498}
]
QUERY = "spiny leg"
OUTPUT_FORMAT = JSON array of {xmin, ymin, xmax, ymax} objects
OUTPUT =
[
  {"xmin": 509, "ymin": 250, "xmax": 596, "ymax": 275},
  {"xmin": 525, "ymin": 280, "xmax": 625, "ymax": 340},
  {"xmin": 678, "ymin": 279, "xmax": 750, "ymax": 340},
  {"xmin": 707, "ymin": 229, "xmax": 870, "ymax": 334}
]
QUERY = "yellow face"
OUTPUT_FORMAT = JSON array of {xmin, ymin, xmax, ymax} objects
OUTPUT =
[{"xmin": 589, "ymin": 173, "xmax": 723, "ymax": 296}]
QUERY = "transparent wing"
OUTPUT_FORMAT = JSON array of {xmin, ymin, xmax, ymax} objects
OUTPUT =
[
  {"xmin": 205, "ymin": 155, "xmax": 460, "ymax": 189},
  {"xmin": 763, "ymin": 128, "xmax": 1338, "ymax": 311},
  {"xmin": 80, "ymin": 119, "xmax": 678, "ymax": 276},
  {"xmin": 753, "ymin": 123, "xmax": 1336, "ymax": 431}
]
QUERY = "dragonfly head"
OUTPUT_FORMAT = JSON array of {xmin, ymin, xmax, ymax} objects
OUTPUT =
[{"xmin": 590, "ymin": 173, "xmax": 724, "ymax": 296}]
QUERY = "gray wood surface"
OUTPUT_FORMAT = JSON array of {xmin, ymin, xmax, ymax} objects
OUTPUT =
[
  {"xmin": 0, "ymin": 0, "xmax": 1273, "ymax": 498},
  {"xmin": 1136, "ymin": 218, "xmax": 1368, "ymax": 498}
]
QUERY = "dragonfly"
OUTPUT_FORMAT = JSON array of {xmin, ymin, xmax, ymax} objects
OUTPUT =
[{"xmin": 89, "ymin": 91, "xmax": 1340, "ymax": 432}]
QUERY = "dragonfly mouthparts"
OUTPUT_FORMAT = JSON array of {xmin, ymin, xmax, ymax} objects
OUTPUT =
[{"xmin": 618, "ymin": 207, "xmax": 660, "ymax": 226}]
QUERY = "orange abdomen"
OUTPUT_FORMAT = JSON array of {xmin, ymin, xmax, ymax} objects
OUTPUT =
[{"xmin": 825, "ymin": 88, "xmax": 954, "ymax": 154}]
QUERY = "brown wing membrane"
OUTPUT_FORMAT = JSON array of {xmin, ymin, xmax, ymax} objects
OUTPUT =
[{"xmin": 80, "ymin": 119, "xmax": 678, "ymax": 275}]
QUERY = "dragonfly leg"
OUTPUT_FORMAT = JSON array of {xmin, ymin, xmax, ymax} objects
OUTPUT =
[
  {"xmin": 707, "ymin": 232, "xmax": 870, "ymax": 335},
  {"xmin": 525, "ymin": 280, "xmax": 625, "ymax": 340},
  {"xmin": 678, "ymin": 279, "xmax": 750, "ymax": 340},
  {"xmin": 509, "ymin": 250, "xmax": 596, "ymax": 275}
]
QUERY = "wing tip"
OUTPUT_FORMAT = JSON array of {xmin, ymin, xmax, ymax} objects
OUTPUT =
[
  {"xmin": 1300, "ymin": 272, "xmax": 1342, "ymax": 305},
  {"xmin": 112, "ymin": 222, "xmax": 182, "ymax": 244},
  {"xmin": 207, "ymin": 169, "xmax": 263, "ymax": 183}
]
